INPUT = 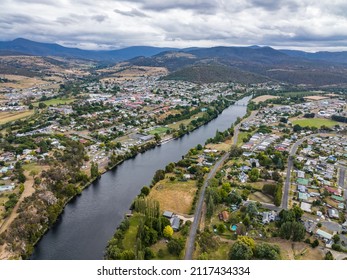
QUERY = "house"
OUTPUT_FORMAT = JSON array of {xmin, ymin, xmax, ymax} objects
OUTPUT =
[
  {"xmin": 304, "ymin": 219, "xmax": 316, "ymax": 233},
  {"xmin": 328, "ymin": 208, "xmax": 339, "ymax": 219},
  {"xmin": 170, "ymin": 215, "xmax": 181, "ymax": 231},
  {"xmin": 262, "ymin": 211, "xmax": 277, "ymax": 224},
  {"xmin": 163, "ymin": 211, "xmax": 173, "ymax": 219},
  {"xmin": 238, "ymin": 171, "xmax": 248, "ymax": 183},
  {"xmin": 297, "ymin": 185, "xmax": 306, "ymax": 193},
  {"xmin": 298, "ymin": 192, "xmax": 310, "ymax": 201},
  {"xmin": 316, "ymin": 229, "xmax": 333, "ymax": 241},
  {"xmin": 297, "ymin": 171, "xmax": 305, "ymax": 178},
  {"xmin": 218, "ymin": 211, "xmax": 229, "ymax": 222},
  {"xmin": 300, "ymin": 202, "xmax": 312, "ymax": 213}
]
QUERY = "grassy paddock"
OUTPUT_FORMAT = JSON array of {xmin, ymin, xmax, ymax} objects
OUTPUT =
[
  {"xmin": 291, "ymin": 118, "xmax": 338, "ymax": 128},
  {"xmin": 149, "ymin": 177, "xmax": 197, "ymax": 214},
  {"xmin": 33, "ymin": 98, "xmax": 75, "ymax": 107}
]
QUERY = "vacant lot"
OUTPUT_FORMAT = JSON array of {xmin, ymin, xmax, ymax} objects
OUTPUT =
[
  {"xmin": 149, "ymin": 178, "xmax": 197, "ymax": 214},
  {"xmin": 167, "ymin": 112, "xmax": 205, "ymax": 130},
  {"xmin": 291, "ymin": 118, "xmax": 338, "ymax": 128},
  {"xmin": 249, "ymin": 191, "xmax": 273, "ymax": 203},
  {"xmin": 206, "ymin": 139, "xmax": 233, "ymax": 151},
  {"xmin": 0, "ymin": 110, "xmax": 34, "ymax": 124},
  {"xmin": 252, "ymin": 95, "xmax": 278, "ymax": 104}
]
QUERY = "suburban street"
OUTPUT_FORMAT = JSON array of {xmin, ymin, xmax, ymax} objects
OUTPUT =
[{"xmin": 184, "ymin": 152, "xmax": 230, "ymax": 259}]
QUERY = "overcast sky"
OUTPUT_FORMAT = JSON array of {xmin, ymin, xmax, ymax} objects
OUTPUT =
[{"xmin": 1, "ymin": 0, "xmax": 347, "ymax": 51}]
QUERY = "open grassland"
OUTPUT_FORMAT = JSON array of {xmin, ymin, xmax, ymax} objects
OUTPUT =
[
  {"xmin": 0, "ymin": 110, "xmax": 34, "ymax": 124},
  {"xmin": 279, "ymin": 91, "xmax": 323, "ymax": 97},
  {"xmin": 33, "ymin": 98, "xmax": 75, "ymax": 107},
  {"xmin": 291, "ymin": 118, "xmax": 338, "ymax": 128},
  {"xmin": 237, "ymin": 131, "xmax": 250, "ymax": 146},
  {"xmin": 149, "ymin": 177, "xmax": 197, "ymax": 214},
  {"xmin": 206, "ymin": 139, "xmax": 233, "ymax": 152},
  {"xmin": 0, "ymin": 75, "xmax": 47, "ymax": 89},
  {"xmin": 252, "ymin": 95, "xmax": 278, "ymax": 104}
]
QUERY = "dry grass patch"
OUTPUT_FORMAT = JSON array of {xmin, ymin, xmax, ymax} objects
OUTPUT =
[
  {"xmin": 252, "ymin": 95, "xmax": 279, "ymax": 104},
  {"xmin": 206, "ymin": 139, "xmax": 233, "ymax": 152},
  {"xmin": 149, "ymin": 179, "xmax": 197, "ymax": 215},
  {"xmin": 0, "ymin": 111, "xmax": 34, "ymax": 124}
]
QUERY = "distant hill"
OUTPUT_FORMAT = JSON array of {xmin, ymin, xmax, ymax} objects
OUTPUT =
[
  {"xmin": 280, "ymin": 49, "xmax": 347, "ymax": 65},
  {"xmin": 0, "ymin": 38, "xmax": 177, "ymax": 61},
  {"xmin": 163, "ymin": 64, "xmax": 270, "ymax": 84},
  {"xmin": 129, "ymin": 46, "xmax": 347, "ymax": 86}
]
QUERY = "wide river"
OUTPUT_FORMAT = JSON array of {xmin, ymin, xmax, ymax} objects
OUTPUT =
[{"xmin": 32, "ymin": 95, "xmax": 251, "ymax": 259}]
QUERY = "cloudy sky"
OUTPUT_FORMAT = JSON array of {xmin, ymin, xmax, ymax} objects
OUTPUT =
[{"xmin": 1, "ymin": 0, "xmax": 347, "ymax": 51}]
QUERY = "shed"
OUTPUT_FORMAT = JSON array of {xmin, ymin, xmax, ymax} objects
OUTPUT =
[
  {"xmin": 163, "ymin": 211, "xmax": 173, "ymax": 219},
  {"xmin": 170, "ymin": 216, "xmax": 181, "ymax": 231},
  {"xmin": 316, "ymin": 229, "xmax": 333, "ymax": 241}
]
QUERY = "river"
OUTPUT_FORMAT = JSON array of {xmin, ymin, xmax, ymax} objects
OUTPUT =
[{"xmin": 31, "ymin": 95, "xmax": 251, "ymax": 259}]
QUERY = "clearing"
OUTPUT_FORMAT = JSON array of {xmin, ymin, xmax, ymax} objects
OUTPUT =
[
  {"xmin": 0, "ymin": 111, "xmax": 34, "ymax": 124},
  {"xmin": 291, "ymin": 118, "xmax": 338, "ymax": 128},
  {"xmin": 252, "ymin": 95, "xmax": 279, "ymax": 104},
  {"xmin": 149, "ymin": 177, "xmax": 197, "ymax": 215}
]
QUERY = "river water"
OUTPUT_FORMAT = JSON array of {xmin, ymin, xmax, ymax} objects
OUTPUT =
[{"xmin": 32, "ymin": 95, "xmax": 251, "ymax": 259}]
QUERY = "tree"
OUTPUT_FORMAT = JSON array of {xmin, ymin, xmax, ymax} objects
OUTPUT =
[
  {"xmin": 90, "ymin": 161, "xmax": 99, "ymax": 178},
  {"xmin": 229, "ymin": 145, "xmax": 243, "ymax": 158},
  {"xmin": 333, "ymin": 234, "xmax": 340, "ymax": 244},
  {"xmin": 311, "ymin": 239, "xmax": 319, "ymax": 248},
  {"xmin": 29, "ymin": 170, "xmax": 38, "ymax": 179},
  {"xmin": 163, "ymin": 225, "xmax": 174, "ymax": 239},
  {"xmin": 246, "ymin": 202, "xmax": 258, "ymax": 218},
  {"xmin": 38, "ymin": 102, "xmax": 47, "ymax": 109},
  {"xmin": 293, "ymin": 124, "xmax": 302, "ymax": 132},
  {"xmin": 154, "ymin": 133, "xmax": 161, "ymax": 143},
  {"xmin": 324, "ymin": 251, "xmax": 334, "ymax": 260},
  {"xmin": 28, "ymin": 104, "xmax": 34, "ymax": 110},
  {"xmin": 167, "ymin": 238, "xmax": 184, "ymax": 256},
  {"xmin": 254, "ymin": 243, "xmax": 281, "ymax": 260},
  {"xmin": 272, "ymin": 171, "xmax": 281, "ymax": 181},
  {"xmin": 140, "ymin": 186, "xmax": 150, "ymax": 196},
  {"xmin": 217, "ymin": 223, "xmax": 226, "ymax": 233},
  {"xmin": 229, "ymin": 241, "xmax": 253, "ymax": 260},
  {"xmin": 249, "ymin": 168, "xmax": 259, "ymax": 182}
]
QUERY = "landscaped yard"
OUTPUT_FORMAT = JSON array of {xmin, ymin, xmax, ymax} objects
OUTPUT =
[
  {"xmin": 0, "ymin": 111, "xmax": 34, "ymax": 124},
  {"xmin": 149, "ymin": 177, "xmax": 197, "ymax": 214},
  {"xmin": 291, "ymin": 118, "xmax": 338, "ymax": 128}
]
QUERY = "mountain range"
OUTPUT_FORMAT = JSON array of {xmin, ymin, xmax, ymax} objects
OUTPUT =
[{"xmin": 2, "ymin": 38, "xmax": 347, "ymax": 86}]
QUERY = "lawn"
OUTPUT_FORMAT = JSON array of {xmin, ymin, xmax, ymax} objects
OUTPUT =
[
  {"xmin": 151, "ymin": 240, "xmax": 178, "ymax": 260},
  {"xmin": 207, "ymin": 242, "xmax": 232, "ymax": 260},
  {"xmin": 280, "ymin": 91, "xmax": 320, "ymax": 97},
  {"xmin": 237, "ymin": 132, "xmax": 251, "ymax": 146},
  {"xmin": 249, "ymin": 191, "xmax": 273, "ymax": 204},
  {"xmin": 149, "ymin": 178, "xmax": 197, "ymax": 214},
  {"xmin": 122, "ymin": 214, "xmax": 142, "ymax": 250},
  {"xmin": 291, "ymin": 118, "xmax": 338, "ymax": 128},
  {"xmin": 148, "ymin": 127, "xmax": 168, "ymax": 135},
  {"xmin": 33, "ymin": 98, "xmax": 75, "ymax": 107},
  {"xmin": 0, "ymin": 111, "xmax": 34, "ymax": 124}
]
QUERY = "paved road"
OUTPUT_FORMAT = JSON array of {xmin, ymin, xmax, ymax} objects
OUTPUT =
[
  {"xmin": 339, "ymin": 168, "xmax": 346, "ymax": 188},
  {"xmin": 184, "ymin": 152, "xmax": 229, "ymax": 260},
  {"xmin": 282, "ymin": 138, "xmax": 305, "ymax": 209}
]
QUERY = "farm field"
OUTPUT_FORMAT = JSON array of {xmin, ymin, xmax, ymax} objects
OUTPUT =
[{"xmin": 252, "ymin": 95, "xmax": 278, "ymax": 104}]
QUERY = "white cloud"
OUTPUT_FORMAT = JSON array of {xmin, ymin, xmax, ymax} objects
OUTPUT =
[{"xmin": 0, "ymin": 0, "xmax": 347, "ymax": 51}]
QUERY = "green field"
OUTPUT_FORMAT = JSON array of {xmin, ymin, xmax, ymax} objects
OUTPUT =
[
  {"xmin": 33, "ymin": 98, "xmax": 75, "ymax": 107},
  {"xmin": 237, "ymin": 131, "xmax": 251, "ymax": 146},
  {"xmin": 148, "ymin": 127, "xmax": 168, "ymax": 135},
  {"xmin": 122, "ymin": 214, "xmax": 142, "ymax": 250},
  {"xmin": 291, "ymin": 118, "xmax": 338, "ymax": 128},
  {"xmin": 279, "ymin": 91, "xmax": 321, "ymax": 97}
]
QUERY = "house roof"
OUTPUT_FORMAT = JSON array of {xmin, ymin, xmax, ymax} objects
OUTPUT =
[
  {"xmin": 300, "ymin": 202, "xmax": 312, "ymax": 212},
  {"xmin": 316, "ymin": 229, "xmax": 332, "ymax": 240}
]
